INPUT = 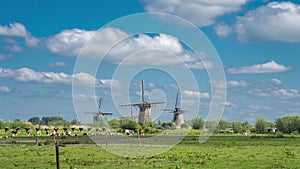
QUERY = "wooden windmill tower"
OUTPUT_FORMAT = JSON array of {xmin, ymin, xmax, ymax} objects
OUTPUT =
[
  {"xmin": 163, "ymin": 92, "xmax": 188, "ymax": 128},
  {"xmin": 119, "ymin": 80, "xmax": 165, "ymax": 124},
  {"xmin": 85, "ymin": 97, "xmax": 112, "ymax": 122}
]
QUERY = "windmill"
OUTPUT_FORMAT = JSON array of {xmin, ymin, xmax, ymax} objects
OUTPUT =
[
  {"xmin": 163, "ymin": 92, "xmax": 188, "ymax": 128},
  {"xmin": 119, "ymin": 80, "xmax": 165, "ymax": 124},
  {"xmin": 85, "ymin": 97, "xmax": 112, "ymax": 122}
]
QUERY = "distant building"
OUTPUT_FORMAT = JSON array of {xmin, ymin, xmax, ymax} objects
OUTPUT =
[{"xmin": 267, "ymin": 127, "xmax": 277, "ymax": 133}]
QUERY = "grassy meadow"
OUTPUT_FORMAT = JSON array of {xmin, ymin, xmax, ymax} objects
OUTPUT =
[{"xmin": 1, "ymin": 133, "xmax": 300, "ymax": 169}]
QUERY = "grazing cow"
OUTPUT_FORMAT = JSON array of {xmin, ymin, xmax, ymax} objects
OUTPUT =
[
  {"xmin": 124, "ymin": 129, "xmax": 134, "ymax": 136},
  {"xmin": 27, "ymin": 132, "xmax": 32, "ymax": 136},
  {"xmin": 66, "ymin": 130, "xmax": 72, "ymax": 136},
  {"xmin": 54, "ymin": 128, "xmax": 59, "ymax": 132},
  {"xmin": 241, "ymin": 132, "xmax": 248, "ymax": 136},
  {"xmin": 49, "ymin": 131, "xmax": 59, "ymax": 136},
  {"xmin": 35, "ymin": 128, "xmax": 41, "ymax": 135},
  {"xmin": 138, "ymin": 130, "xmax": 145, "ymax": 136},
  {"xmin": 79, "ymin": 127, "xmax": 84, "ymax": 132},
  {"xmin": 71, "ymin": 127, "xmax": 75, "ymax": 132},
  {"xmin": 45, "ymin": 128, "xmax": 50, "ymax": 135},
  {"xmin": 25, "ymin": 128, "xmax": 30, "ymax": 133},
  {"xmin": 4, "ymin": 127, "xmax": 9, "ymax": 133},
  {"xmin": 11, "ymin": 130, "xmax": 18, "ymax": 137}
]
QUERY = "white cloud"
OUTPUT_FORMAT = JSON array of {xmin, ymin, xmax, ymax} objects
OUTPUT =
[
  {"xmin": 0, "ymin": 22, "xmax": 28, "ymax": 37},
  {"xmin": 227, "ymin": 60, "xmax": 291, "ymax": 74},
  {"xmin": 182, "ymin": 90, "xmax": 210, "ymax": 99},
  {"xmin": 46, "ymin": 27, "xmax": 200, "ymax": 66},
  {"xmin": 210, "ymin": 80, "xmax": 227, "ymax": 89},
  {"xmin": 0, "ymin": 86, "xmax": 11, "ymax": 93},
  {"xmin": 249, "ymin": 104, "xmax": 272, "ymax": 111},
  {"xmin": 270, "ymin": 78, "xmax": 282, "ymax": 85},
  {"xmin": 215, "ymin": 24, "xmax": 232, "ymax": 37},
  {"xmin": 188, "ymin": 60, "xmax": 214, "ymax": 70},
  {"xmin": 6, "ymin": 45, "xmax": 23, "ymax": 52},
  {"xmin": 144, "ymin": 0, "xmax": 249, "ymax": 27},
  {"xmin": 249, "ymin": 88, "xmax": 300, "ymax": 99},
  {"xmin": 224, "ymin": 101, "xmax": 237, "ymax": 107},
  {"xmin": 48, "ymin": 61, "xmax": 68, "ymax": 68},
  {"xmin": 73, "ymin": 94, "xmax": 97, "ymax": 101},
  {"xmin": 227, "ymin": 80, "xmax": 250, "ymax": 87},
  {"xmin": 0, "ymin": 67, "xmax": 118, "ymax": 87},
  {"xmin": 236, "ymin": 2, "xmax": 300, "ymax": 42},
  {"xmin": 272, "ymin": 89, "xmax": 300, "ymax": 98},
  {"xmin": 0, "ymin": 22, "xmax": 40, "ymax": 47},
  {"xmin": 46, "ymin": 28, "xmax": 95, "ymax": 56},
  {"xmin": 99, "ymin": 79, "xmax": 121, "ymax": 88}
]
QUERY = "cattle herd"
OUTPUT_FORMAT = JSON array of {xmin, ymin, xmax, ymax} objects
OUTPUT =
[{"xmin": 2, "ymin": 126, "xmax": 145, "ymax": 138}]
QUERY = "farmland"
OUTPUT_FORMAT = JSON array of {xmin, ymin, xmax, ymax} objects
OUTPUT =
[{"xmin": 1, "ymin": 134, "xmax": 300, "ymax": 169}]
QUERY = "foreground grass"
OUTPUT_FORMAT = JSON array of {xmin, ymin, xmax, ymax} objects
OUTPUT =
[{"xmin": 1, "ymin": 135, "xmax": 300, "ymax": 168}]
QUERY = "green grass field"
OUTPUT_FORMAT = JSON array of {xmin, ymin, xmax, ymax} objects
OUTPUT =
[{"xmin": 1, "ymin": 135, "xmax": 300, "ymax": 169}]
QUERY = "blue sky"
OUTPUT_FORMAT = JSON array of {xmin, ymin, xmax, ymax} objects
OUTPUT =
[{"xmin": 0, "ymin": 0, "xmax": 299, "ymax": 124}]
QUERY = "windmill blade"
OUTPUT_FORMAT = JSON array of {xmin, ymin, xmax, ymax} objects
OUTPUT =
[
  {"xmin": 84, "ymin": 111, "xmax": 96, "ymax": 114},
  {"xmin": 98, "ymin": 97, "xmax": 102, "ymax": 110},
  {"xmin": 119, "ymin": 103, "xmax": 141, "ymax": 107},
  {"xmin": 102, "ymin": 112, "xmax": 113, "ymax": 115},
  {"xmin": 175, "ymin": 92, "xmax": 180, "ymax": 109},
  {"xmin": 141, "ymin": 80, "xmax": 145, "ymax": 102},
  {"xmin": 148, "ymin": 101, "xmax": 166, "ymax": 105},
  {"xmin": 163, "ymin": 108, "xmax": 175, "ymax": 111}
]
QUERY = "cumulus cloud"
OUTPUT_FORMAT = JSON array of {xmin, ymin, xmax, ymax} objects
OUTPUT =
[
  {"xmin": 249, "ymin": 88, "xmax": 300, "ymax": 99},
  {"xmin": 227, "ymin": 80, "xmax": 250, "ymax": 87},
  {"xmin": 0, "ymin": 22, "xmax": 40, "ymax": 47},
  {"xmin": 227, "ymin": 60, "xmax": 291, "ymax": 74},
  {"xmin": 188, "ymin": 60, "xmax": 214, "ymax": 70},
  {"xmin": 0, "ymin": 67, "xmax": 118, "ymax": 88},
  {"xmin": 143, "ymin": 0, "xmax": 249, "ymax": 27},
  {"xmin": 46, "ymin": 28, "xmax": 95, "ymax": 56},
  {"xmin": 0, "ymin": 67, "xmax": 71, "ymax": 84},
  {"xmin": 215, "ymin": 24, "xmax": 232, "ymax": 37},
  {"xmin": 270, "ymin": 78, "xmax": 282, "ymax": 85},
  {"xmin": 46, "ymin": 27, "xmax": 200, "ymax": 66},
  {"xmin": 248, "ymin": 104, "xmax": 272, "ymax": 111},
  {"xmin": 272, "ymin": 89, "xmax": 300, "ymax": 98},
  {"xmin": 236, "ymin": 2, "xmax": 300, "ymax": 42},
  {"xmin": 0, "ymin": 86, "xmax": 11, "ymax": 93},
  {"xmin": 182, "ymin": 90, "xmax": 210, "ymax": 99},
  {"xmin": 6, "ymin": 45, "xmax": 23, "ymax": 52}
]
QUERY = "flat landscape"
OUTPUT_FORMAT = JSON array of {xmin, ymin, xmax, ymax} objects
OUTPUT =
[{"xmin": 1, "ymin": 134, "xmax": 300, "ymax": 169}]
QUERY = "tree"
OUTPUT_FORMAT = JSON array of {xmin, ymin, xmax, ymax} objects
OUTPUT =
[
  {"xmin": 232, "ymin": 122, "xmax": 243, "ymax": 133},
  {"xmin": 191, "ymin": 117, "xmax": 204, "ymax": 129},
  {"xmin": 217, "ymin": 119, "xmax": 232, "ymax": 131},
  {"xmin": 41, "ymin": 116, "xmax": 65, "ymax": 125},
  {"xmin": 108, "ymin": 119, "xmax": 121, "ymax": 129},
  {"xmin": 181, "ymin": 122, "xmax": 190, "ymax": 129},
  {"xmin": 0, "ymin": 120, "xmax": 5, "ymax": 129},
  {"xmin": 28, "ymin": 117, "xmax": 40, "ymax": 125},
  {"xmin": 70, "ymin": 119, "xmax": 80, "ymax": 125},
  {"xmin": 161, "ymin": 122, "xmax": 176, "ymax": 129},
  {"xmin": 120, "ymin": 118, "xmax": 140, "ymax": 131},
  {"xmin": 255, "ymin": 116, "xmax": 269, "ymax": 134},
  {"xmin": 275, "ymin": 116, "xmax": 300, "ymax": 134}
]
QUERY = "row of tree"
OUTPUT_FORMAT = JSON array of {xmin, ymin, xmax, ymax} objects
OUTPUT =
[
  {"xmin": 189, "ymin": 116, "xmax": 300, "ymax": 134},
  {"xmin": 1, "ymin": 115, "xmax": 300, "ymax": 134},
  {"xmin": 28, "ymin": 116, "xmax": 79, "ymax": 126}
]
